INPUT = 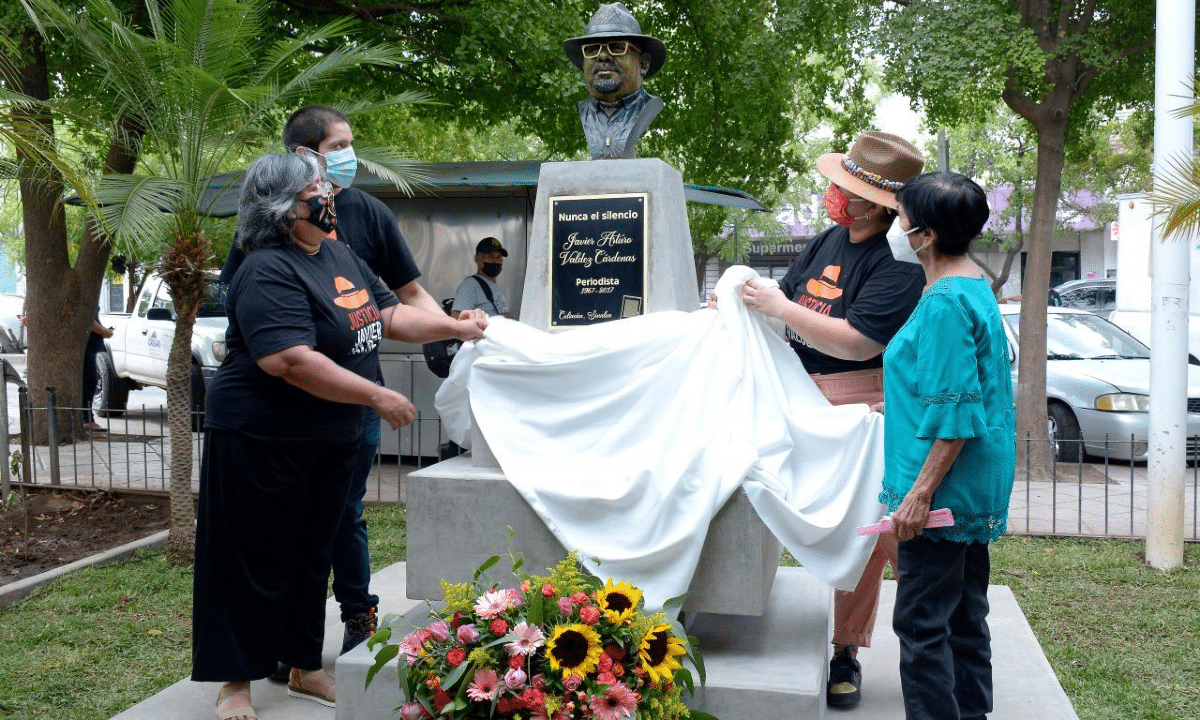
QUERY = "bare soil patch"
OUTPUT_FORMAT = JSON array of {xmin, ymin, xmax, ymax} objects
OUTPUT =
[{"xmin": 0, "ymin": 488, "xmax": 170, "ymax": 586}]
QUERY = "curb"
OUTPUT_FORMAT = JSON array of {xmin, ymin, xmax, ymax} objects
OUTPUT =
[{"xmin": 0, "ymin": 529, "xmax": 169, "ymax": 609}]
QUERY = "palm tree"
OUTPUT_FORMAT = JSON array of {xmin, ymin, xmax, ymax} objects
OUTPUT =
[
  {"xmin": 1151, "ymin": 90, "xmax": 1200, "ymax": 239},
  {"xmin": 23, "ymin": 0, "xmax": 420, "ymax": 561}
]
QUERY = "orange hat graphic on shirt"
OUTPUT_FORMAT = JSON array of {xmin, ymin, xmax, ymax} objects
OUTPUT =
[
  {"xmin": 332, "ymin": 276, "xmax": 370, "ymax": 309},
  {"xmin": 805, "ymin": 265, "xmax": 844, "ymax": 301}
]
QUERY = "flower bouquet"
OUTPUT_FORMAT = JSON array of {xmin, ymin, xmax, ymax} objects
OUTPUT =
[{"xmin": 367, "ymin": 551, "xmax": 715, "ymax": 720}]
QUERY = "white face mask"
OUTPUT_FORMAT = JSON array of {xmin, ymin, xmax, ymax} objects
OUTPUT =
[{"xmin": 887, "ymin": 217, "xmax": 925, "ymax": 265}]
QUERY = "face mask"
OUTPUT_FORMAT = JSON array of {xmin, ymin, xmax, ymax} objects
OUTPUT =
[
  {"xmin": 322, "ymin": 146, "xmax": 358, "ymax": 188},
  {"xmin": 303, "ymin": 193, "xmax": 337, "ymax": 234},
  {"xmin": 482, "ymin": 262, "xmax": 503, "ymax": 278},
  {"xmin": 887, "ymin": 217, "xmax": 925, "ymax": 264},
  {"xmin": 824, "ymin": 184, "xmax": 869, "ymax": 226}
]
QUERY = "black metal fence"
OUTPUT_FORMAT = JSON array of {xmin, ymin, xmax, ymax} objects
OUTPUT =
[{"xmin": 5, "ymin": 392, "xmax": 1199, "ymax": 542}]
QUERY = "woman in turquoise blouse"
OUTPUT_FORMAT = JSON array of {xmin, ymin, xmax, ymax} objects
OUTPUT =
[{"xmin": 881, "ymin": 171, "xmax": 1014, "ymax": 720}]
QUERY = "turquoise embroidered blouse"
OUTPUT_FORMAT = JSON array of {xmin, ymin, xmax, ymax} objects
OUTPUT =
[{"xmin": 880, "ymin": 275, "xmax": 1015, "ymax": 543}]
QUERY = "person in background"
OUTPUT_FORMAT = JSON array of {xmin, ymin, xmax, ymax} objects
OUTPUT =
[
  {"xmin": 194, "ymin": 152, "xmax": 485, "ymax": 720},
  {"xmin": 451, "ymin": 237, "xmax": 515, "ymax": 319},
  {"xmin": 81, "ymin": 313, "xmax": 113, "ymax": 432},
  {"xmin": 883, "ymin": 171, "xmax": 1014, "ymax": 720},
  {"xmin": 739, "ymin": 130, "xmax": 926, "ymax": 708},
  {"xmin": 221, "ymin": 105, "xmax": 484, "ymax": 677}
]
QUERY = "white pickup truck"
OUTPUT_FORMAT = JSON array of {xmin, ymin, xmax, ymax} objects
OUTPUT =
[{"xmin": 96, "ymin": 271, "xmax": 228, "ymax": 428}]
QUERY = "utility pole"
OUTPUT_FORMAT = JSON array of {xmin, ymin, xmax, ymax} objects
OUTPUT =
[{"xmin": 1146, "ymin": 0, "xmax": 1194, "ymax": 570}]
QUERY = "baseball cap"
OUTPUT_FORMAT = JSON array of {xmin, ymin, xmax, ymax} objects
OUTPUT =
[{"xmin": 475, "ymin": 237, "xmax": 508, "ymax": 256}]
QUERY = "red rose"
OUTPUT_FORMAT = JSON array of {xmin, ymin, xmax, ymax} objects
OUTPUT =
[
  {"xmin": 490, "ymin": 618, "xmax": 509, "ymax": 636},
  {"xmin": 579, "ymin": 605, "xmax": 601, "ymax": 625},
  {"xmin": 450, "ymin": 611, "xmax": 466, "ymax": 628},
  {"xmin": 433, "ymin": 690, "xmax": 451, "ymax": 711},
  {"xmin": 605, "ymin": 643, "xmax": 626, "ymax": 661},
  {"xmin": 446, "ymin": 648, "xmax": 467, "ymax": 667},
  {"xmin": 520, "ymin": 687, "xmax": 545, "ymax": 710}
]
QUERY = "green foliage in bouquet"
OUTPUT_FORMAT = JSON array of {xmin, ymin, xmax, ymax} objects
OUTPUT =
[{"xmin": 366, "ymin": 549, "xmax": 715, "ymax": 720}]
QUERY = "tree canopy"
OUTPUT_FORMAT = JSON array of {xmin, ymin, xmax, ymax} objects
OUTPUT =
[{"xmin": 872, "ymin": 0, "xmax": 1169, "ymax": 472}]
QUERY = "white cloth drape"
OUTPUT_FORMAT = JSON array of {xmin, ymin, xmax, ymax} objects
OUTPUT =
[{"xmin": 436, "ymin": 266, "xmax": 886, "ymax": 611}]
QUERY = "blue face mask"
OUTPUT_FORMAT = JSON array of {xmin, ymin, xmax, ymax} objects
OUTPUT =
[{"xmin": 322, "ymin": 146, "xmax": 358, "ymax": 188}]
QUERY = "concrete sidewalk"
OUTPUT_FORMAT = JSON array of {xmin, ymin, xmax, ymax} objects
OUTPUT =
[{"xmin": 108, "ymin": 560, "xmax": 1078, "ymax": 720}]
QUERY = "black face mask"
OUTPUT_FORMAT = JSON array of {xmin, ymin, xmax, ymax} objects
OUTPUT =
[
  {"xmin": 303, "ymin": 194, "xmax": 336, "ymax": 234},
  {"xmin": 482, "ymin": 262, "xmax": 503, "ymax": 278}
]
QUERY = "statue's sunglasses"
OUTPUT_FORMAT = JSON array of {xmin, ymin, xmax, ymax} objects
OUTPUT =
[{"xmin": 581, "ymin": 40, "xmax": 636, "ymax": 58}]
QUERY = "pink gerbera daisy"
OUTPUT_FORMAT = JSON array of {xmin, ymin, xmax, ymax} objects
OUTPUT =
[
  {"xmin": 467, "ymin": 668, "xmax": 501, "ymax": 702},
  {"xmin": 506, "ymin": 621, "xmax": 546, "ymax": 657},
  {"xmin": 589, "ymin": 682, "xmax": 638, "ymax": 720},
  {"xmin": 398, "ymin": 629, "xmax": 429, "ymax": 661},
  {"xmin": 474, "ymin": 589, "xmax": 511, "ymax": 619}
]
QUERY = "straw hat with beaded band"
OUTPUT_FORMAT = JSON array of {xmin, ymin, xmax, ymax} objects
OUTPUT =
[{"xmin": 816, "ymin": 131, "xmax": 924, "ymax": 210}]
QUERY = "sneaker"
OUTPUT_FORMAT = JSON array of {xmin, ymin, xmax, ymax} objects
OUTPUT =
[
  {"xmin": 341, "ymin": 606, "xmax": 378, "ymax": 654},
  {"xmin": 826, "ymin": 645, "xmax": 862, "ymax": 707}
]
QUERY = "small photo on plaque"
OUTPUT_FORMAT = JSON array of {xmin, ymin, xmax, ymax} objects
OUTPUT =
[{"xmin": 621, "ymin": 295, "xmax": 643, "ymax": 319}]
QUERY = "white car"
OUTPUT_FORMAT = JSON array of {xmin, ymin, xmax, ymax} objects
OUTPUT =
[
  {"xmin": 0, "ymin": 293, "xmax": 26, "ymax": 351},
  {"xmin": 1002, "ymin": 304, "xmax": 1200, "ymax": 462}
]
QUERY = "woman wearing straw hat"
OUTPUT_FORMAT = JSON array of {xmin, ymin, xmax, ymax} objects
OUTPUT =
[{"xmin": 741, "ymin": 130, "xmax": 925, "ymax": 708}]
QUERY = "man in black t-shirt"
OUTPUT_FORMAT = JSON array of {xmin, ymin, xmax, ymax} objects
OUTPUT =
[{"xmin": 741, "ymin": 131, "xmax": 925, "ymax": 709}]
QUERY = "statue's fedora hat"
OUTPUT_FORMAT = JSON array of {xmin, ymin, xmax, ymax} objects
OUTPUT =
[
  {"xmin": 816, "ymin": 131, "xmax": 924, "ymax": 209},
  {"xmin": 564, "ymin": 3, "xmax": 667, "ymax": 79}
]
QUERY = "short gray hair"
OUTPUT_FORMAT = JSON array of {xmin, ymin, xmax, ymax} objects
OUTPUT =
[{"xmin": 236, "ymin": 153, "xmax": 321, "ymax": 253}]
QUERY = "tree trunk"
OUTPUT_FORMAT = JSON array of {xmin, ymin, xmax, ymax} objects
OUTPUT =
[
  {"xmin": 1007, "ymin": 92, "xmax": 1072, "ymax": 481},
  {"xmin": 164, "ymin": 303, "xmax": 199, "ymax": 562},
  {"xmin": 159, "ymin": 219, "xmax": 215, "ymax": 563},
  {"xmin": 13, "ymin": 29, "xmax": 92, "ymax": 445}
]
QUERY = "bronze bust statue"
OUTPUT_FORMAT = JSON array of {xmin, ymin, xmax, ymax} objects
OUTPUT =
[{"xmin": 563, "ymin": 3, "xmax": 667, "ymax": 160}]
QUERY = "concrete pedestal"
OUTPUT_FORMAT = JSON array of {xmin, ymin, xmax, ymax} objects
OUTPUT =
[
  {"xmin": 336, "ymin": 566, "xmax": 831, "ymax": 720},
  {"xmin": 520, "ymin": 159, "xmax": 699, "ymax": 331},
  {"xmin": 405, "ymin": 454, "xmax": 783, "ymax": 616}
]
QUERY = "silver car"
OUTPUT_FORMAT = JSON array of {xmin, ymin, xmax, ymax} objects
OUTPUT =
[{"xmin": 1001, "ymin": 305, "xmax": 1200, "ymax": 462}]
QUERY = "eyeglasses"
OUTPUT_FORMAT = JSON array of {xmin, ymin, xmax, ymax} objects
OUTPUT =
[{"xmin": 581, "ymin": 40, "xmax": 636, "ymax": 58}]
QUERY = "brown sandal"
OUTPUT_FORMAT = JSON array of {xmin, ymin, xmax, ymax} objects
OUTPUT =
[
  {"xmin": 287, "ymin": 668, "xmax": 336, "ymax": 708},
  {"xmin": 215, "ymin": 683, "xmax": 257, "ymax": 720}
]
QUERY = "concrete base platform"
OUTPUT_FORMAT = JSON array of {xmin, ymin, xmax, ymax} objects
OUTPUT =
[
  {"xmin": 406, "ymin": 455, "xmax": 783, "ymax": 616},
  {"xmin": 107, "ymin": 560, "xmax": 1078, "ymax": 720}
]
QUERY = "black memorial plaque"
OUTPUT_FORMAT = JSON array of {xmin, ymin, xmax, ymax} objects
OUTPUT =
[{"xmin": 549, "ymin": 194, "xmax": 647, "ymax": 327}]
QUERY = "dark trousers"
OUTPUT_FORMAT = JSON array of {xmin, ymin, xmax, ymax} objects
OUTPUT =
[
  {"xmin": 191, "ymin": 429, "xmax": 357, "ymax": 681},
  {"xmin": 893, "ymin": 536, "xmax": 993, "ymax": 720},
  {"xmin": 81, "ymin": 333, "xmax": 105, "ymax": 421},
  {"xmin": 331, "ymin": 407, "xmax": 382, "ymax": 621}
]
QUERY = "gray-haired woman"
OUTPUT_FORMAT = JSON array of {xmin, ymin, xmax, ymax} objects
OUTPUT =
[{"xmin": 191, "ymin": 153, "xmax": 486, "ymax": 720}]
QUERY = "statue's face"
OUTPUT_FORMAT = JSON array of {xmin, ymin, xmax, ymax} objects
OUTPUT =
[{"xmin": 583, "ymin": 39, "xmax": 651, "ymax": 103}]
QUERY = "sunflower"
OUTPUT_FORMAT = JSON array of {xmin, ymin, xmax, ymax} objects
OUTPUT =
[
  {"xmin": 545, "ymin": 623, "xmax": 603, "ymax": 677},
  {"xmin": 596, "ymin": 579, "xmax": 642, "ymax": 626},
  {"xmin": 639, "ymin": 623, "xmax": 687, "ymax": 684}
]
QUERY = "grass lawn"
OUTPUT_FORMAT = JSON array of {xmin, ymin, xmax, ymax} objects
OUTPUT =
[{"xmin": 0, "ymin": 505, "xmax": 1196, "ymax": 720}]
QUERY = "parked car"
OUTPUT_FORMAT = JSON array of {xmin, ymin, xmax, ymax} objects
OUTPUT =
[
  {"xmin": 0, "ymin": 293, "xmax": 25, "ymax": 351},
  {"xmin": 97, "ymin": 271, "xmax": 228, "ymax": 430},
  {"xmin": 1002, "ymin": 304, "xmax": 1200, "ymax": 462},
  {"xmin": 1048, "ymin": 278, "xmax": 1116, "ymax": 317}
]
